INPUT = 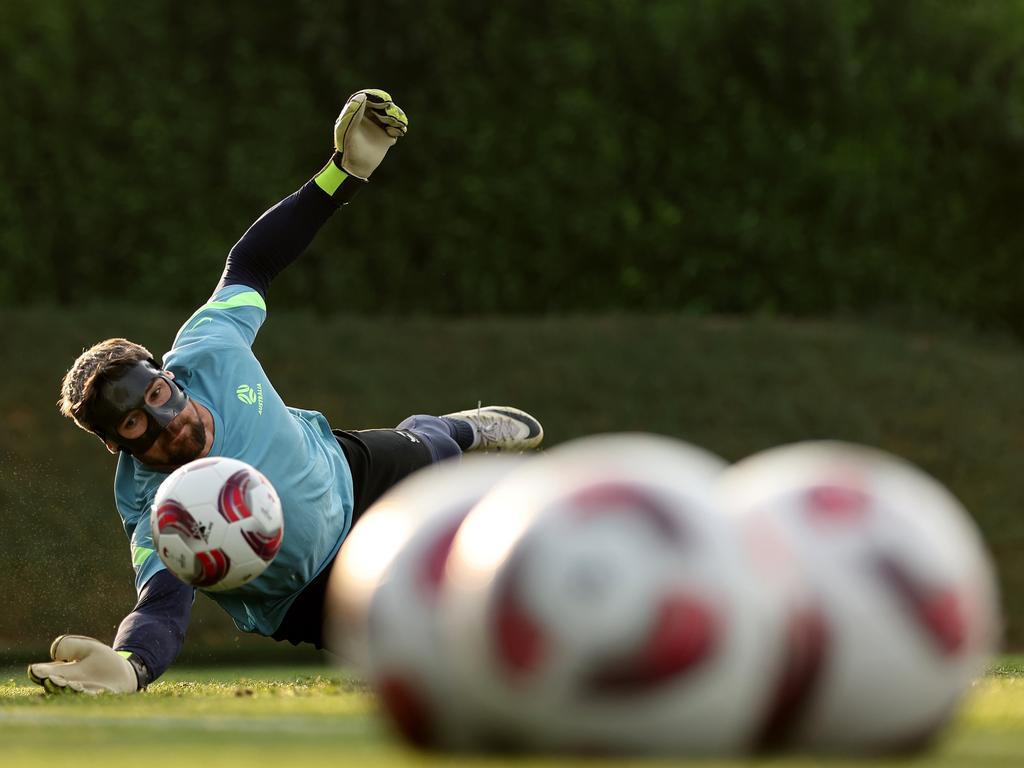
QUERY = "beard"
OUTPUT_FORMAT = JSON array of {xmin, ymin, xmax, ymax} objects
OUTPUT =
[{"xmin": 162, "ymin": 414, "xmax": 208, "ymax": 466}]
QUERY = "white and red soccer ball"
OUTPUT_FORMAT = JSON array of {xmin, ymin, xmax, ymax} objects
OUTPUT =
[
  {"xmin": 151, "ymin": 457, "xmax": 284, "ymax": 592},
  {"xmin": 440, "ymin": 434, "xmax": 809, "ymax": 755},
  {"xmin": 325, "ymin": 456, "xmax": 523, "ymax": 749},
  {"xmin": 717, "ymin": 441, "xmax": 1000, "ymax": 753}
]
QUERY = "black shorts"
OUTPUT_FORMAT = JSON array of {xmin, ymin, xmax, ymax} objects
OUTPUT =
[{"xmin": 270, "ymin": 428, "xmax": 434, "ymax": 648}]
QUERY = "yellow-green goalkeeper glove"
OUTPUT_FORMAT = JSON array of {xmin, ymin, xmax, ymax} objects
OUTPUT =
[
  {"xmin": 314, "ymin": 88, "xmax": 408, "ymax": 204},
  {"xmin": 334, "ymin": 88, "xmax": 408, "ymax": 180},
  {"xmin": 27, "ymin": 635, "xmax": 141, "ymax": 694}
]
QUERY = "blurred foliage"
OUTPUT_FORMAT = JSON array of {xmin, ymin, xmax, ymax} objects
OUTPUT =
[{"xmin": 1, "ymin": 0, "xmax": 1024, "ymax": 331}]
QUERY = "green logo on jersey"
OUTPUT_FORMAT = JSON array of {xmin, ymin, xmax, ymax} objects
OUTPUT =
[
  {"xmin": 189, "ymin": 316, "xmax": 213, "ymax": 331},
  {"xmin": 236, "ymin": 384, "xmax": 257, "ymax": 405},
  {"xmin": 236, "ymin": 383, "xmax": 264, "ymax": 415}
]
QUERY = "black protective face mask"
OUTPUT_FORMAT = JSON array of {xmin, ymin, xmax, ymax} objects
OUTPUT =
[{"xmin": 85, "ymin": 360, "xmax": 190, "ymax": 455}]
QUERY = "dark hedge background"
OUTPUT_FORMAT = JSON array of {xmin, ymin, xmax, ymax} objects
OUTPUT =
[{"xmin": 2, "ymin": 0, "xmax": 1024, "ymax": 333}]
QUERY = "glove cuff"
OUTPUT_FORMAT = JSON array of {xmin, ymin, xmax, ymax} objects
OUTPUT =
[
  {"xmin": 122, "ymin": 652, "xmax": 151, "ymax": 690},
  {"xmin": 313, "ymin": 152, "xmax": 367, "ymax": 206}
]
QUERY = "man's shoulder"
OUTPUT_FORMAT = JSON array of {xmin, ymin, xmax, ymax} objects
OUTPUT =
[
  {"xmin": 164, "ymin": 316, "xmax": 265, "ymax": 385},
  {"xmin": 167, "ymin": 318, "xmax": 247, "ymax": 362},
  {"xmin": 171, "ymin": 285, "xmax": 267, "ymax": 353},
  {"xmin": 164, "ymin": 336, "xmax": 267, "ymax": 416}
]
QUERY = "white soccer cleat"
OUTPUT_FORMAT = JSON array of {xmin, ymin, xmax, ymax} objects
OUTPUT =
[{"xmin": 444, "ymin": 406, "xmax": 544, "ymax": 452}]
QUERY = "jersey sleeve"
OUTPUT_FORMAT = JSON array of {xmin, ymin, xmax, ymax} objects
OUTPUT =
[
  {"xmin": 171, "ymin": 284, "xmax": 268, "ymax": 352},
  {"xmin": 129, "ymin": 510, "xmax": 167, "ymax": 595},
  {"xmin": 115, "ymin": 457, "xmax": 167, "ymax": 595}
]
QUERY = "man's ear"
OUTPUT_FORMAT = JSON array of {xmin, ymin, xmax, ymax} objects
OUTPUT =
[{"xmin": 164, "ymin": 370, "xmax": 175, "ymax": 380}]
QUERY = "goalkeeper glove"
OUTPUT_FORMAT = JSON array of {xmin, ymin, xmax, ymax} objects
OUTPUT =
[
  {"xmin": 314, "ymin": 88, "xmax": 408, "ymax": 204},
  {"xmin": 334, "ymin": 88, "xmax": 408, "ymax": 180},
  {"xmin": 27, "ymin": 635, "xmax": 144, "ymax": 694}
]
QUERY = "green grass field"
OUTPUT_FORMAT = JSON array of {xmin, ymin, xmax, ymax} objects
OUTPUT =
[{"xmin": 2, "ymin": 659, "xmax": 1023, "ymax": 768}]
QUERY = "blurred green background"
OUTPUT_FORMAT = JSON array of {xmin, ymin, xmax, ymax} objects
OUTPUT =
[{"xmin": 1, "ymin": 0, "xmax": 1022, "ymax": 659}]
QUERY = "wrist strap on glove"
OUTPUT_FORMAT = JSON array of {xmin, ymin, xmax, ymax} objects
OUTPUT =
[
  {"xmin": 120, "ymin": 651, "xmax": 152, "ymax": 690},
  {"xmin": 314, "ymin": 152, "xmax": 367, "ymax": 206}
]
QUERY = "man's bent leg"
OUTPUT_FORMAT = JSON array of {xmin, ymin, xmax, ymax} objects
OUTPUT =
[
  {"xmin": 335, "ymin": 415, "xmax": 468, "ymax": 517},
  {"xmin": 396, "ymin": 414, "xmax": 472, "ymax": 462},
  {"xmin": 274, "ymin": 407, "xmax": 538, "ymax": 648},
  {"xmin": 333, "ymin": 428, "xmax": 435, "ymax": 520}
]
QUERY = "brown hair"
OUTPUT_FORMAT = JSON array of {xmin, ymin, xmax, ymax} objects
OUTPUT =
[{"xmin": 59, "ymin": 338, "xmax": 154, "ymax": 434}]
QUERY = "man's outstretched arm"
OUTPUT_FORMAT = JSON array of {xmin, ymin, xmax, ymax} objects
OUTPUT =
[
  {"xmin": 28, "ymin": 571, "xmax": 193, "ymax": 694},
  {"xmin": 217, "ymin": 88, "xmax": 408, "ymax": 298},
  {"xmin": 112, "ymin": 570, "xmax": 194, "ymax": 686}
]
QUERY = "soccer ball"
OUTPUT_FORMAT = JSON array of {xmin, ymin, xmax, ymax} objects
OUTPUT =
[
  {"xmin": 717, "ymin": 441, "xmax": 1000, "ymax": 753},
  {"xmin": 324, "ymin": 455, "xmax": 522, "ymax": 749},
  {"xmin": 151, "ymin": 457, "xmax": 284, "ymax": 592},
  {"xmin": 441, "ymin": 433, "xmax": 804, "ymax": 755}
]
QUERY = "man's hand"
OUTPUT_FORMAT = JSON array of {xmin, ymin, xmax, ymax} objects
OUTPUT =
[
  {"xmin": 334, "ymin": 88, "xmax": 408, "ymax": 180},
  {"xmin": 27, "ymin": 635, "xmax": 139, "ymax": 694}
]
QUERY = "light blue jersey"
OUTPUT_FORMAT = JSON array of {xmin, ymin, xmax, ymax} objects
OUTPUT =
[{"xmin": 114, "ymin": 284, "xmax": 355, "ymax": 636}]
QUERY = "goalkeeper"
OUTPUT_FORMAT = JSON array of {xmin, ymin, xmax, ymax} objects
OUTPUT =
[{"xmin": 28, "ymin": 90, "xmax": 543, "ymax": 694}]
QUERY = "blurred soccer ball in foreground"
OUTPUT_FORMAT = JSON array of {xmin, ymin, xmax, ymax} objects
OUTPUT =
[
  {"xmin": 717, "ymin": 441, "xmax": 1000, "ymax": 753},
  {"xmin": 151, "ymin": 457, "xmax": 283, "ymax": 592},
  {"xmin": 325, "ymin": 456, "xmax": 522, "ymax": 749},
  {"xmin": 442, "ymin": 433, "xmax": 806, "ymax": 755}
]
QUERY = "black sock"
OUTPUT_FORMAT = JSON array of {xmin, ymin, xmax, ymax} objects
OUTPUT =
[{"xmin": 441, "ymin": 417, "xmax": 475, "ymax": 451}]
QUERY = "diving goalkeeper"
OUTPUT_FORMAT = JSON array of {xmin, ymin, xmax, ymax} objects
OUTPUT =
[{"xmin": 28, "ymin": 90, "xmax": 543, "ymax": 694}]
